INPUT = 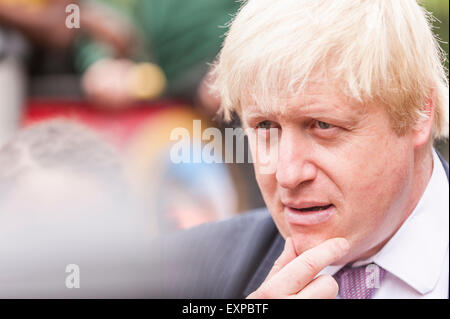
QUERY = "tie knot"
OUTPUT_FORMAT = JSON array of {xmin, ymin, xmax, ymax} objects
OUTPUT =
[{"xmin": 334, "ymin": 263, "xmax": 386, "ymax": 299}]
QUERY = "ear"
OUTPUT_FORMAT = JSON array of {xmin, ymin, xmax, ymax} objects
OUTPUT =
[{"xmin": 413, "ymin": 90, "xmax": 435, "ymax": 147}]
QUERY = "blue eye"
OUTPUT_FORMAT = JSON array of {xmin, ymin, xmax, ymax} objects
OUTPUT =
[
  {"xmin": 256, "ymin": 121, "xmax": 273, "ymax": 129},
  {"xmin": 317, "ymin": 121, "xmax": 333, "ymax": 129}
]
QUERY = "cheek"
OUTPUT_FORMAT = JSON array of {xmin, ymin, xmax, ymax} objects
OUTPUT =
[
  {"xmin": 337, "ymin": 135, "xmax": 413, "ymax": 235},
  {"xmin": 253, "ymin": 168, "xmax": 292, "ymax": 234},
  {"xmin": 250, "ymin": 136, "xmax": 278, "ymax": 199},
  {"xmin": 254, "ymin": 168, "xmax": 277, "ymax": 204},
  {"xmin": 349, "ymin": 135, "xmax": 411, "ymax": 196}
]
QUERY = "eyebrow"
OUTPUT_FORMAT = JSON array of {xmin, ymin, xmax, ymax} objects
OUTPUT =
[{"xmin": 241, "ymin": 100, "xmax": 365, "ymax": 126}]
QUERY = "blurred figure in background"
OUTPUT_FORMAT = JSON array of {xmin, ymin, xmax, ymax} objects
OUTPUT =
[
  {"xmin": 124, "ymin": 108, "xmax": 244, "ymax": 234},
  {"xmin": 0, "ymin": 0, "xmax": 144, "ymax": 144},
  {"xmin": 0, "ymin": 120, "xmax": 154, "ymax": 297},
  {"xmin": 76, "ymin": 0, "xmax": 240, "ymax": 113},
  {"xmin": 0, "ymin": 30, "xmax": 26, "ymax": 146},
  {"xmin": 154, "ymin": 152, "xmax": 239, "ymax": 232},
  {"xmin": 0, "ymin": 0, "xmax": 253, "ymax": 235},
  {"xmin": 75, "ymin": 0, "xmax": 256, "ymax": 234},
  {"xmin": 0, "ymin": 119, "xmax": 126, "ymax": 211},
  {"xmin": 0, "ymin": 0, "xmax": 76, "ymax": 145}
]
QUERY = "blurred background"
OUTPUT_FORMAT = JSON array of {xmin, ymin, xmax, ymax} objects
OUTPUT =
[
  {"xmin": 423, "ymin": 0, "xmax": 449, "ymax": 160},
  {"xmin": 0, "ymin": 0, "xmax": 265, "ymax": 239},
  {"xmin": 0, "ymin": 0, "xmax": 448, "ymax": 237}
]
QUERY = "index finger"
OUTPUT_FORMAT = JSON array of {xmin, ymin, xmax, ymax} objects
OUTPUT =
[
  {"xmin": 264, "ymin": 237, "xmax": 297, "ymax": 283},
  {"xmin": 264, "ymin": 237, "xmax": 349, "ymax": 296}
]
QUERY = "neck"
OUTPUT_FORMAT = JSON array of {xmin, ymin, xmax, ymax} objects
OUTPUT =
[{"xmin": 407, "ymin": 145, "xmax": 434, "ymax": 221}]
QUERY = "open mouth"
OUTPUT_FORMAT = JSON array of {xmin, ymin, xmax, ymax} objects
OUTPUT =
[
  {"xmin": 293, "ymin": 204, "xmax": 333, "ymax": 212},
  {"xmin": 285, "ymin": 203, "xmax": 335, "ymax": 225}
]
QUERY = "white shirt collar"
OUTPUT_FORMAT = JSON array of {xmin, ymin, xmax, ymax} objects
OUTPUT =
[{"xmin": 320, "ymin": 150, "xmax": 449, "ymax": 295}]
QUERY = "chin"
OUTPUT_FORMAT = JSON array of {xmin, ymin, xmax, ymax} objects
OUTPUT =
[{"xmin": 289, "ymin": 231, "xmax": 336, "ymax": 256}]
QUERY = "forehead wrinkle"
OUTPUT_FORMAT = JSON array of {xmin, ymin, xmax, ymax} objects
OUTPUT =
[
  {"xmin": 241, "ymin": 77, "xmax": 372, "ymax": 126},
  {"xmin": 293, "ymin": 86, "xmax": 370, "ymax": 118}
]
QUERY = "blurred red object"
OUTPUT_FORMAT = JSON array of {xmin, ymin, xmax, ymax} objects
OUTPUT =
[{"xmin": 23, "ymin": 98, "xmax": 185, "ymax": 149}]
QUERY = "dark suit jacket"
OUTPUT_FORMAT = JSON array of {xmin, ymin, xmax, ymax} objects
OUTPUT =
[{"xmin": 149, "ymin": 154, "xmax": 449, "ymax": 298}]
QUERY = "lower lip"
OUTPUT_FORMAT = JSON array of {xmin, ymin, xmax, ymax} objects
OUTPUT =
[{"xmin": 284, "ymin": 205, "xmax": 336, "ymax": 226}]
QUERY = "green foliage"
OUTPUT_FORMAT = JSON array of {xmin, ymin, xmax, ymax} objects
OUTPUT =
[{"xmin": 422, "ymin": 0, "xmax": 449, "ymax": 71}]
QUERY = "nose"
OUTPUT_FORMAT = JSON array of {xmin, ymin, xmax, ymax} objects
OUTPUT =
[{"xmin": 275, "ymin": 130, "xmax": 318, "ymax": 190}]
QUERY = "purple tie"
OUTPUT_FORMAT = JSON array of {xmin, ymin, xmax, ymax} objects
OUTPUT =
[{"xmin": 334, "ymin": 263, "xmax": 386, "ymax": 299}]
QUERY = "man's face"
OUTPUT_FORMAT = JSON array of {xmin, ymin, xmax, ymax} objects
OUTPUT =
[{"xmin": 242, "ymin": 83, "xmax": 419, "ymax": 264}]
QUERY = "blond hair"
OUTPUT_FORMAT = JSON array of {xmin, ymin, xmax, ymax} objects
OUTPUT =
[{"xmin": 212, "ymin": 0, "xmax": 449, "ymax": 139}]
